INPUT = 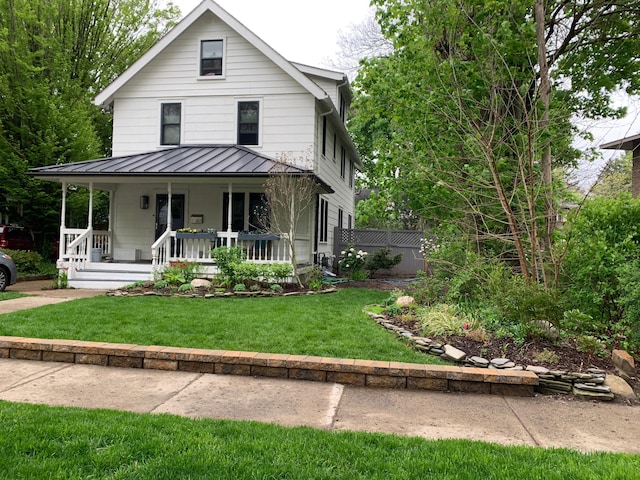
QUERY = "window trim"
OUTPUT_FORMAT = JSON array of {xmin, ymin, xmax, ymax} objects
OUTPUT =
[
  {"xmin": 236, "ymin": 99, "xmax": 262, "ymax": 146},
  {"xmin": 159, "ymin": 101, "xmax": 183, "ymax": 146},
  {"xmin": 198, "ymin": 38, "xmax": 226, "ymax": 79}
]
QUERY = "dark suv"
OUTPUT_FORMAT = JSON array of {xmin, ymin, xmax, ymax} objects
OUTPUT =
[{"xmin": 0, "ymin": 225, "xmax": 34, "ymax": 251}]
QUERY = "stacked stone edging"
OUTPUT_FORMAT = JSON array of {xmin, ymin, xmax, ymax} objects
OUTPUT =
[
  {"xmin": 0, "ymin": 336, "xmax": 538, "ymax": 397},
  {"xmin": 369, "ymin": 311, "xmax": 625, "ymax": 401}
]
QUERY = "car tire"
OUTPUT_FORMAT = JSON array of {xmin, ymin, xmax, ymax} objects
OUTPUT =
[{"xmin": 0, "ymin": 266, "xmax": 8, "ymax": 291}]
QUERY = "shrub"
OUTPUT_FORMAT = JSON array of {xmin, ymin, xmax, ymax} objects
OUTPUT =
[
  {"xmin": 269, "ymin": 283, "xmax": 283, "ymax": 293},
  {"xmin": 233, "ymin": 283, "xmax": 246, "ymax": 292},
  {"xmin": 3, "ymin": 249, "xmax": 43, "ymax": 275},
  {"xmin": 560, "ymin": 195, "xmax": 640, "ymax": 322},
  {"xmin": 419, "ymin": 304, "xmax": 480, "ymax": 336},
  {"xmin": 211, "ymin": 246, "xmax": 246, "ymax": 284},
  {"xmin": 160, "ymin": 261, "xmax": 203, "ymax": 286},
  {"xmin": 338, "ymin": 244, "xmax": 368, "ymax": 279},
  {"xmin": 365, "ymin": 248, "xmax": 402, "ymax": 278}
]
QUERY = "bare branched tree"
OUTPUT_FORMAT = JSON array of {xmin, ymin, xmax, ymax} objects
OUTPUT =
[
  {"xmin": 326, "ymin": 10, "xmax": 394, "ymax": 79},
  {"xmin": 261, "ymin": 153, "xmax": 321, "ymax": 287}
]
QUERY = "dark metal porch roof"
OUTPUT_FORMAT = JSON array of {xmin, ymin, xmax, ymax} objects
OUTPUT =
[{"xmin": 29, "ymin": 145, "xmax": 333, "ymax": 192}]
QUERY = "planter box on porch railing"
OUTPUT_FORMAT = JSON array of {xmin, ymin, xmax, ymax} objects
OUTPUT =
[
  {"xmin": 237, "ymin": 233, "xmax": 280, "ymax": 241},
  {"xmin": 176, "ymin": 232, "xmax": 217, "ymax": 240}
]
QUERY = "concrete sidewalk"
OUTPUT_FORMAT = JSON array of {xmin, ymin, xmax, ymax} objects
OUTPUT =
[
  {"xmin": 1, "ymin": 357, "xmax": 638, "ymax": 454},
  {"xmin": 0, "ymin": 280, "xmax": 107, "ymax": 314}
]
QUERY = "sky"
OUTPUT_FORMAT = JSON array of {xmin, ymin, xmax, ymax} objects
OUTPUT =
[{"xmin": 169, "ymin": 0, "xmax": 372, "ymax": 68}]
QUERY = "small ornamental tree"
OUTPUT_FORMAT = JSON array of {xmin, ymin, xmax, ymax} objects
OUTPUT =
[{"xmin": 261, "ymin": 154, "xmax": 321, "ymax": 288}]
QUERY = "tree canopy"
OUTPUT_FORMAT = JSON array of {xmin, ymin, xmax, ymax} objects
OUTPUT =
[
  {"xmin": 351, "ymin": 0, "xmax": 640, "ymax": 285},
  {"xmin": 0, "ymin": 0, "xmax": 179, "ymax": 250}
]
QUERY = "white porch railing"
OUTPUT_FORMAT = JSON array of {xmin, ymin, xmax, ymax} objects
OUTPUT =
[
  {"xmin": 151, "ymin": 231, "xmax": 292, "ymax": 268},
  {"xmin": 60, "ymin": 228, "xmax": 112, "ymax": 270}
]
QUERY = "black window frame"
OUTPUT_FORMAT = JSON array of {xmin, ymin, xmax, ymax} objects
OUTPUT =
[
  {"xmin": 160, "ymin": 102, "xmax": 181, "ymax": 146},
  {"xmin": 322, "ymin": 117, "xmax": 327, "ymax": 156},
  {"xmin": 200, "ymin": 39, "xmax": 224, "ymax": 76},
  {"xmin": 340, "ymin": 147, "xmax": 346, "ymax": 179},
  {"xmin": 237, "ymin": 101, "xmax": 260, "ymax": 145}
]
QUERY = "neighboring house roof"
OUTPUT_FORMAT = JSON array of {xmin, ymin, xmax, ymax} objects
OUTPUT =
[
  {"xmin": 29, "ymin": 145, "xmax": 334, "ymax": 193},
  {"xmin": 94, "ymin": 0, "xmax": 329, "ymax": 107},
  {"xmin": 601, "ymin": 133, "xmax": 640, "ymax": 151}
]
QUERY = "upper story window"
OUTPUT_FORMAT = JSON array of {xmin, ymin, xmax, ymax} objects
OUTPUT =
[
  {"xmin": 340, "ymin": 147, "xmax": 346, "ymax": 179},
  {"xmin": 238, "ymin": 101, "xmax": 259, "ymax": 145},
  {"xmin": 200, "ymin": 40, "xmax": 224, "ymax": 76},
  {"xmin": 339, "ymin": 94, "xmax": 346, "ymax": 122},
  {"xmin": 161, "ymin": 103, "xmax": 181, "ymax": 145}
]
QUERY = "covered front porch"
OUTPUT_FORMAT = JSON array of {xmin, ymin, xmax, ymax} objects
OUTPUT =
[{"xmin": 30, "ymin": 146, "xmax": 325, "ymax": 289}]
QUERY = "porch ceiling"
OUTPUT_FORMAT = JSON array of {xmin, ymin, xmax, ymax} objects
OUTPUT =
[{"xmin": 29, "ymin": 145, "xmax": 334, "ymax": 193}]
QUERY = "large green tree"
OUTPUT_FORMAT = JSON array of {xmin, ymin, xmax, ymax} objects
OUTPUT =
[
  {"xmin": 352, "ymin": 0, "xmax": 640, "ymax": 286},
  {"xmin": 0, "ymin": 0, "xmax": 179, "ymax": 251}
]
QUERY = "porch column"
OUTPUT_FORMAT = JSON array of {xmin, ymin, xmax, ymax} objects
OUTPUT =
[
  {"xmin": 88, "ymin": 182, "xmax": 94, "ymax": 229},
  {"xmin": 59, "ymin": 181, "xmax": 67, "ymax": 262},
  {"xmin": 227, "ymin": 182, "xmax": 233, "ymax": 245},
  {"xmin": 167, "ymin": 182, "xmax": 172, "ymax": 231}
]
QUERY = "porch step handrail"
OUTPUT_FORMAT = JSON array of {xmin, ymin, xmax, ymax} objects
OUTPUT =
[
  {"xmin": 151, "ymin": 229, "xmax": 172, "ymax": 268},
  {"xmin": 62, "ymin": 227, "xmax": 93, "ymax": 271}
]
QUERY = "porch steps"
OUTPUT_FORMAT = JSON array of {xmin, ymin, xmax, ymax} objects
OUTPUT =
[{"xmin": 68, "ymin": 263, "xmax": 154, "ymax": 290}]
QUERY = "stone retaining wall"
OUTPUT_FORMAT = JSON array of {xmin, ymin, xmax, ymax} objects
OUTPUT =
[{"xmin": 0, "ymin": 336, "xmax": 538, "ymax": 397}]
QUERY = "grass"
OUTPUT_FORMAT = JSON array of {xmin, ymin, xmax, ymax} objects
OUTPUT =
[
  {"xmin": 0, "ymin": 288, "xmax": 443, "ymax": 364},
  {"xmin": 0, "ymin": 401, "xmax": 637, "ymax": 479},
  {"xmin": 0, "ymin": 291, "xmax": 25, "ymax": 301}
]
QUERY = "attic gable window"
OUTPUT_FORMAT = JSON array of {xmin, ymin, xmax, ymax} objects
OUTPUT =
[
  {"xmin": 238, "ymin": 101, "xmax": 259, "ymax": 145},
  {"xmin": 200, "ymin": 39, "xmax": 223, "ymax": 76},
  {"xmin": 160, "ymin": 103, "xmax": 181, "ymax": 145}
]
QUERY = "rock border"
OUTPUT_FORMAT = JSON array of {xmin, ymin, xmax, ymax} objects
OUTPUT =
[{"xmin": 367, "ymin": 310, "xmax": 636, "ymax": 402}]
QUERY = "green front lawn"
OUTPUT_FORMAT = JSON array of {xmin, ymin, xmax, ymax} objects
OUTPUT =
[
  {"xmin": 0, "ymin": 401, "xmax": 637, "ymax": 479},
  {"xmin": 0, "ymin": 291, "xmax": 26, "ymax": 301},
  {"xmin": 0, "ymin": 288, "xmax": 441, "ymax": 364}
]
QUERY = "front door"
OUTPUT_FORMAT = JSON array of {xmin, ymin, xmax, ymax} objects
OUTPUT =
[{"xmin": 155, "ymin": 194, "xmax": 185, "ymax": 239}]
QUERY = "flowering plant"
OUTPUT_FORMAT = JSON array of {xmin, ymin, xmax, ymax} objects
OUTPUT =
[
  {"xmin": 419, "ymin": 237, "xmax": 440, "ymax": 257},
  {"xmin": 338, "ymin": 244, "xmax": 369, "ymax": 280}
]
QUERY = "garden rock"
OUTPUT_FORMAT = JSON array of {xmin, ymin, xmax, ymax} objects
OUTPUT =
[
  {"xmin": 191, "ymin": 279, "xmax": 212, "ymax": 288},
  {"xmin": 604, "ymin": 374, "xmax": 637, "ymax": 402},
  {"xmin": 465, "ymin": 356, "xmax": 490, "ymax": 368},
  {"xmin": 612, "ymin": 349, "xmax": 636, "ymax": 379},
  {"xmin": 396, "ymin": 296, "xmax": 415, "ymax": 307},
  {"xmin": 490, "ymin": 358, "xmax": 515, "ymax": 369},
  {"xmin": 532, "ymin": 319, "xmax": 559, "ymax": 340},
  {"xmin": 441, "ymin": 344, "xmax": 466, "ymax": 362}
]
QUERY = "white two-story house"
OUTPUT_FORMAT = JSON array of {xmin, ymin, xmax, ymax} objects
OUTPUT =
[{"xmin": 31, "ymin": 0, "xmax": 359, "ymax": 288}]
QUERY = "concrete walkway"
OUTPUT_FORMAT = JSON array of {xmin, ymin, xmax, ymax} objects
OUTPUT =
[
  {"xmin": 1, "ymin": 358, "xmax": 639, "ymax": 454},
  {"xmin": 1, "ymin": 281, "xmax": 639, "ymax": 454}
]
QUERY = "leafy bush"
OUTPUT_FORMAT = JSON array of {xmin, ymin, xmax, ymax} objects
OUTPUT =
[
  {"xmin": 211, "ymin": 246, "xmax": 246, "ymax": 285},
  {"xmin": 159, "ymin": 261, "xmax": 203, "ymax": 286},
  {"xmin": 3, "ymin": 249, "xmax": 44, "ymax": 275},
  {"xmin": 338, "ymin": 244, "xmax": 368, "ymax": 279},
  {"xmin": 232, "ymin": 262, "xmax": 261, "ymax": 285},
  {"xmin": 560, "ymin": 195, "xmax": 640, "ymax": 322},
  {"xmin": 419, "ymin": 304, "xmax": 480, "ymax": 336},
  {"xmin": 265, "ymin": 263, "xmax": 292, "ymax": 283},
  {"xmin": 269, "ymin": 283, "xmax": 283, "ymax": 293},
  {"xmin": 365, "ymin": 248, "xmax": 402, "ymax": 277},
  {"xmin": 233, "ymin": 283, "xmax": 246, "ymax": 292}
]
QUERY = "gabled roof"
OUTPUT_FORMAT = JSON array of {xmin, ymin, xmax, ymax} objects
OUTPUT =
[
  {"xmin": 29, "ymin": 145, "xmax": 334, "ymax": 193},
  {"xmin": 94, "ymin": 0, "xmax": 329, "ymax": 107},
  {"xmin": 601, "ymin": 133, "xmax": 640, "ymax": 151}
]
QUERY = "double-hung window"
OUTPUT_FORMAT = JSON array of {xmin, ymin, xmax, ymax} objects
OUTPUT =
[
  {"xmin": 340, "ymin": 147, "xmax": 346, "ymax": 179},
  {"xmin": 161, "ymin": 103, "xmax": 181, "ymax": 145},
  {"xmin": 238, "ymin": 101, "xmax": 259, "ymax": 145},
  {"xmin": 200, "ymin": 40, "xmax": 224, "ymax": 76}
]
